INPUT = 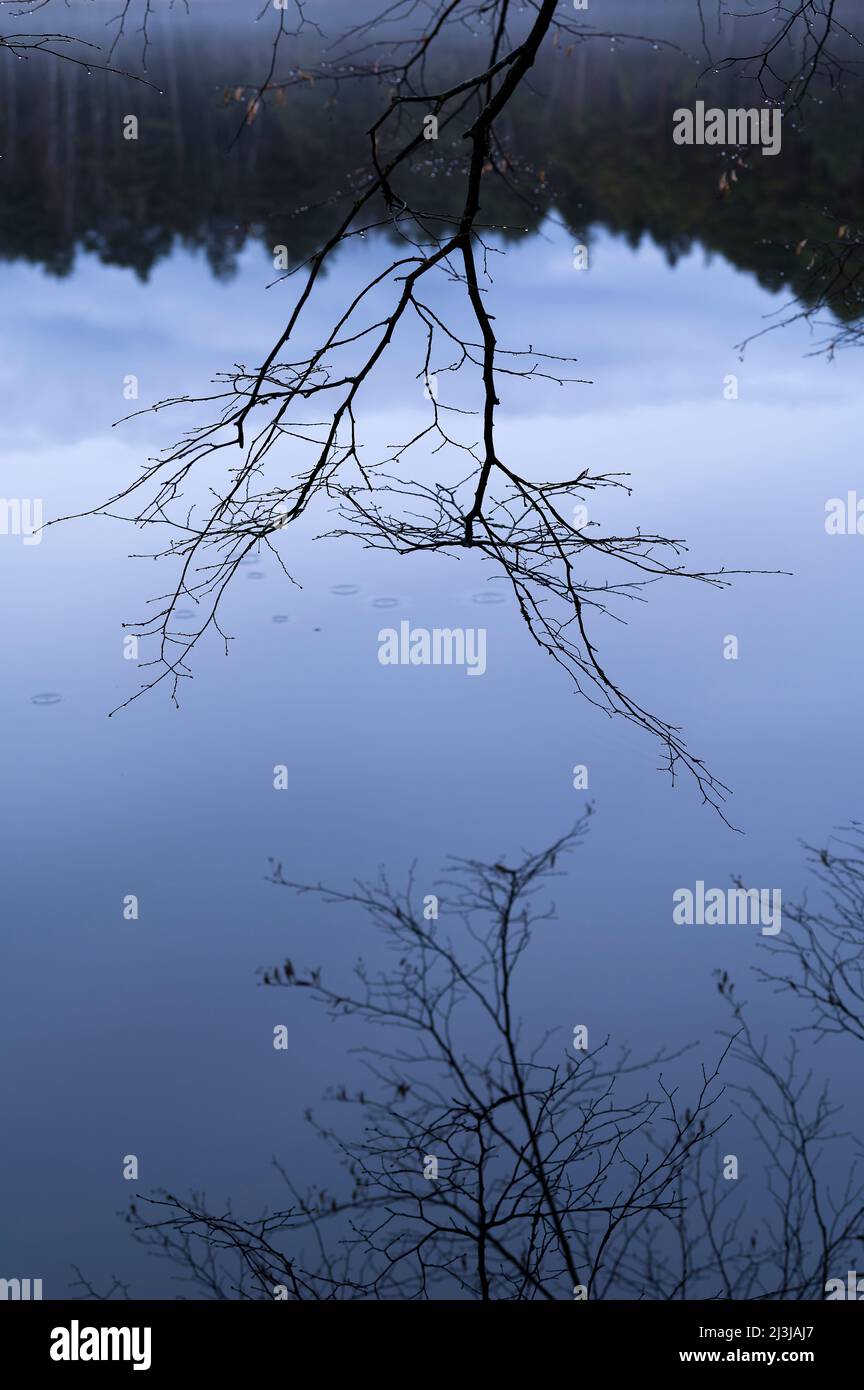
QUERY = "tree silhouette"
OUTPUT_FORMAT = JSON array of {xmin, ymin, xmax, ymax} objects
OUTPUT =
[
  {"xmin": 0, "ymin": 0, "xmax": 159, "ymax": 83},
  {"xmin": 753, "ymin": 822, "xmax": 864, "ymax": 1045},
  {"xmin": 44, "ymin": 0, "xmax": 798, "ymax": 821},
  {"xmin": 704, "ymin": 0, "xmax": 862, "ymax": 115},
  {"xmin": 9, "ymin": 0, "xmax": 862, "ymax": 1308},
  {"xmin": 112, "ymin": 812, "xmax": 864, "ymax": 1300},
  {"xmin": 124, "ymin": 813, "xmax": 728, "ymax": 1300},
  {"xmin": 18, "ymin": 5, "xmax": 862, "ymax": 808}
]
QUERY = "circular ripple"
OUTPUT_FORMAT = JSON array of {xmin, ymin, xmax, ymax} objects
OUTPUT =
[
  {"xmin": 174, "ymin": 609, "xmax": 195, "ymax": 620},
  {"xmin": 330, "ymin": 584, "xmax": 360, "ymax": 596},
  {"xmin": 472, "ymin": 591, "xmax": 507, "ymax": 605},
  {"xmin": 247, "ymin": 571, "xmax": 265, "ymax": 579},
  {"xmin": 32, "ymin": 692, "xmax": 62, "ymax": 706},
  {"xmin": 271, "ymin": 614, "xmax": 290, "ymax": 624},
  {"xmin": 371, "ymin": 596, "xmax": 400, "ymax": 609}
]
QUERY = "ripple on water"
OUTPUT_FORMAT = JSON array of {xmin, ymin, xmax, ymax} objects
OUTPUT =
[
  {"xmin": 371, "ymin": 596, "xmax": 400, "ymax": 609},
  {"xmin": 247, "ymin": 571, "xmax": 265, "ymax": 579},
  {"xmin": 330, "ymin": 584, "xmax": 360, "ymax": 596},
  {"xmin": 31, "ymin": 692, "xmax": 62, "ymax": 706},
  {"xmin": 471, "ymin": 591, "xmax": 507, "ymax": 605},
  {"xmin": 271, "ymin": 614, "xmax": 290, "ymax": 624}
]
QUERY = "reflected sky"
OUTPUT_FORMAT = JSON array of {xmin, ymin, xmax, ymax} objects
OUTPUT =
[{"xmin": 1, "ymin": 214, "xmax": 862, "ymax": 1295}]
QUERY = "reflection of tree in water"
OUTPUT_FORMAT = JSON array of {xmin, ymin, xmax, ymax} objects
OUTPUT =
[
  {"xmin": 76, "ymin": 814, "xmax": 864, "ymax": 1300},
  {"xmin": 7, "ymin": 0, "xmax": 862, "ymax": 1305},
  {"xmin": 19, "ymin": 0, "xmax": 855, "ymax": 816},
  {"xmin": 1, "ymin": 26, "xmax": 863, "ymax": 328}
]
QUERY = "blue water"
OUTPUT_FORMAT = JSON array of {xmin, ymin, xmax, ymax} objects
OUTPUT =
[{"xmin": 1, "ymin": 221, "xmax": 861, "ymax": 1296}]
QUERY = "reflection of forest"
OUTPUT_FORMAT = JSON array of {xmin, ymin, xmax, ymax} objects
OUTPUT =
[{"xmin": 2, "ymin": 31, "xmax": 862, "ymax": 320}]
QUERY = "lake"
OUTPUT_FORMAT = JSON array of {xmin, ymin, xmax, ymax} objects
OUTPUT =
[{"xmin": 1, "ymin": 0, "xmax": 862, "ymax": 1299}]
